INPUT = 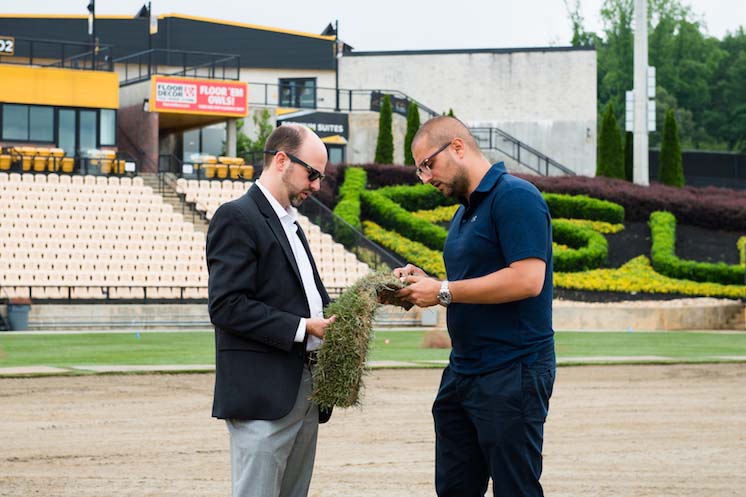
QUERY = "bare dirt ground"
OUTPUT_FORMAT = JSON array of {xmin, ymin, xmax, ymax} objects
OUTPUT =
[{"xmin": 1, "ymin": 364, "xmax": 745, "ymax": 497}]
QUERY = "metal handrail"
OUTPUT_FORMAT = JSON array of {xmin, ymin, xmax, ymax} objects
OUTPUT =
[
  {"xmin": 0, "ymin": 36, "xmax": 113, "ymax": 71},
  {"xmin": 470, "ymin": 127, "xmax": 576, "ymax": 176},
  {"xmin": 298, "ymin": 195, "xmax": 406, "ymax": 272},
  {"xmin": 114, "ymin": 48, "xmax": 241, "ymax": 86}
]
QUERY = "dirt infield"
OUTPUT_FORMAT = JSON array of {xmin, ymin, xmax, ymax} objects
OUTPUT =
[{"xmin": 1, "ymin": 363, "xmax": 745, "ymax": 497}]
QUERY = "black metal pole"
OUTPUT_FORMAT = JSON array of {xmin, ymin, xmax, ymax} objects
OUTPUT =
[
  {"xmin": 147, "ymin": 1, "xmax": 152, "ymax": 77},
  {"xmin": 88, "ymin": 0, "xmax": 96, "ymax": 69},
  {"xmin": 334, "ymin": 20, "xmax": 340, "ymax": 112}
]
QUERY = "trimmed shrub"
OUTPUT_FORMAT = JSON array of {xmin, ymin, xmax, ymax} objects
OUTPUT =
[
  {"xmin": 738, "ymin": 236, "xmax": 746, "ymax": 268},
  {"xmin": 597, "ymin": 103, "xmax": 625, "ymax": 179},
  {"xmin": 404, "ymin": 102, "xmax": 421, "ymax": 166},
  {"xmin": 555, "ymin": 255, "xmax": 746, "ymax": 299},
  {"xmin": 649, "ymin": 211, "xmax": 744, "ymax": 285},
  {"xmin": 553, "ymin": 219, "xmax": 609, "ymax": 272},
  {"xmin": 363, "ymin": 221, "xmax": 446, "ymax": 278},
  {"xmin": 361, "ymin": 190, "xmax": 447, "ymax": 251},
  {"xmin": 333, "ymin": 167, "xmax": 367, "ymax": 246},
  {"xmin": 377, "ymin": 183, "xmax": 456, "ymax": 211},
  {"xmin": 658, "ymin": 109, "xmax": 684, "ymax": 187},
  {"xmin": 375, "ymin": 95, "xmax": 394, "ymax": 164},
  {"xmin": 357, "ymin": 163, "xmax": 419, "ymax": 188},
  {"xmin": 624, "ymin": 131, "xmax": 633, "ymax": 182},
  {"xmin": 543, "ymin": 193, "xmax": 625, "ymax": 224},
  {"xmin": 519, "ymin": 174, "xmax": 746, "ymax": 232}
]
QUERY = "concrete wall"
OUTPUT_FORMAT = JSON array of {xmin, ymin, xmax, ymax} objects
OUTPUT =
[
  {"xmin": 347, "ymin": 112, "xmax": 408, "ymax": 165},
  {"xmin": 339, "ymin": 49, "xmax": 597, "ymax": 175}
]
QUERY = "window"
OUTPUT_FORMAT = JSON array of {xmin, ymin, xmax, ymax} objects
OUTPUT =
[
  {"xmin": 100, "ymin": 109, "xmax": 116, "ymax": 146},
  {"xmin": 58, "ymin": 109, "xmax": 76, "ymax": 156},
  {"xmin": 2, "ymin": 104, "xmax": 28, "ymax": 140},
  {"xmin": 79, "ymin": 110, "xmax": 97, "ymax": 153},
  {"xmin": 182, "ymin": 123, "xmax": 226, "ymax": 159},
  {"xmin": 279, "ymin": 78, "xmax": 317, "ymax": 109}
]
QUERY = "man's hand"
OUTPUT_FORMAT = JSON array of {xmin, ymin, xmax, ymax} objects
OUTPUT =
[
  {"xmin": 306, "ymin": 315, "xmax": 336, "ymax": 339},
  {"xmin": 396, "ymin": 275, "xmax": 441, "ymax": 308},
  {"xmin": 393, "ymin": 264, "xmax": 427, "ymax": 279}
]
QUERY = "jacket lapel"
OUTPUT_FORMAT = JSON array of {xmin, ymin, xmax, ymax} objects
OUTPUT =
[{"xmin": 247, "ymin": 185, "xmax": 303, "ymax": 287}]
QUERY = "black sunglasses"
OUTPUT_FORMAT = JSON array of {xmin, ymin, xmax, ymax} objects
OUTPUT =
[
  {"xmin": 416, "ymin": 142, "xmax": 451, "ymax": 180},
  {"xmin": 264, "ymin": 149, "xmax": 326, "ymax": 182}
]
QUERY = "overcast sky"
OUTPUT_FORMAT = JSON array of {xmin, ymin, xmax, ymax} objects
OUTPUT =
[{"xmin": 2, "ymin": 0, "xmax": 744, "ymax": 50}]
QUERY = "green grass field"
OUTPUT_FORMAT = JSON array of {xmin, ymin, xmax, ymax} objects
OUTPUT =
[{"xmin": 1, "ymin": 330, "xmax": 745, "ymax": 370}]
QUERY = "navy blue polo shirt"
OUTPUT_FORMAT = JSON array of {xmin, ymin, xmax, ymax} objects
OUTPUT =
[{"xmin": 443, "ymin": 162, "xmax": 554, "ymax": 375}]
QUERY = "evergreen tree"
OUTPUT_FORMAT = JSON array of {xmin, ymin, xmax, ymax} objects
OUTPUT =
[
  {"xmin": 375, "ymin": 95, "xmax": 394, "ymax": 164},
  {"xmin": 597, "ymin": 103, "xmax": 625, "ymax": 179},
  {"xmin": 447, "ymin": 108, "xmax": 455, "ymax": 117},
  {"xmin": 624, "ymin": 131, "xmax": 634, "ymax": 181},
  {"xmin": 659, "ymin": 109, "xmax": 684, "ymax": 187},
  {"xmin": 403, "ymin": 102, "xmax": 421, "ymax": 166}
]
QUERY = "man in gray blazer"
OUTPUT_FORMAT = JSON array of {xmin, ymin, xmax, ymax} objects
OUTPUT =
[{"xmin": 206, "ymin": 124, "xmax": 336, "ymax": 497}]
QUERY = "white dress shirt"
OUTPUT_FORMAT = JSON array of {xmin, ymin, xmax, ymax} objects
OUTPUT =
[{"xmin": 255, "ymin": 181, "xmax": 324, "ymax": 351}]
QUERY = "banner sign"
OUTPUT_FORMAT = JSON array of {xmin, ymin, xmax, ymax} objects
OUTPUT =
[
  {"xmin": 277, "ymin": 110, "xmax": 349, "ymax": 139},
  {"xmin": 149, "ymin": 76, "xmax": 248, "ymax": 117}
]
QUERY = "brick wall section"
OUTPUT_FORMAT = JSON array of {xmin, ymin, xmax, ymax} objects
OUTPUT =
[{"xmin": 117, "ymin": 104, "xmax": 159, "ymax": 173}]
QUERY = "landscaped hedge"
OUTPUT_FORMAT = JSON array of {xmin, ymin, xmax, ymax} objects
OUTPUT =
[
  {"xmin": 334, "ymin": 167, "xmax": 366, "ymax": 229},
  {"xmin": 332, "ymin": 167, "xmax": 367, "ymax": 247},
  {"xmin": 363, "ymin": 221, "xmax": 445, "ymax": 278},
  {"xmin": 649, "ymin": 211, "xmax": 745, "ymax": 285},
  {"xmin": 543, "ymin": 193, "xmax": 624, "ymax": 224},
  {"xmin": 361, "ymin": 190, "xmax": 448, "ymax": 251},
  {"xmin": 739, "ymin": 236, "xmax": 746, "ymax": 268},
  {"xmin": 377, "ymin": 183, "xmax": 455, "ymax": 211},
  {"xmin": 521, "ymin": 174, "xmax": 746, "ymax": 232},
  {"xmin": 553, "ymin": 219, "xmax": 609, "ymax": 272},
  {"xmin": 555, "ymin": 255, "xmax": 746, "ymax": 299}
]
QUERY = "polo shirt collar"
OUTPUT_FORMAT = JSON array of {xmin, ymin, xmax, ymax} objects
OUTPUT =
[{"xmin": 460, "ymin": 161, "xmax": 507, "ymax": 206}]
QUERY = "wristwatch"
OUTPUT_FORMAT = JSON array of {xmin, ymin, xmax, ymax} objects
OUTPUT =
[{"xmin": 437, "ymin": 280, "xmax": 452, "ymax": 307}]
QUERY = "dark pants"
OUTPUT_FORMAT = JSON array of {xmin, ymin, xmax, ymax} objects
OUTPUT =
[{"xmin": 432, "ymin": 347, "xmax": 555, "ymax": 497}]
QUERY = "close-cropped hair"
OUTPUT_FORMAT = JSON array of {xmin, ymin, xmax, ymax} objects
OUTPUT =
[
  {"xmin": 413, "ymin": 116, "xmax": 480, "ymax": 152},
  {"xmin": 264, "ymin": 124, "xmax": 305, "ymax": 167}
]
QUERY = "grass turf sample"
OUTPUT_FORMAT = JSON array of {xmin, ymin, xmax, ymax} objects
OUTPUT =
[{"xmin": 311, "ymin": 272, "xmax": 407, "ymax": 409}]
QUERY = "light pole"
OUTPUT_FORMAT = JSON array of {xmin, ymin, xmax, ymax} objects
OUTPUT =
[
  {"xmin": 87, "ymin": 0, "xmax": 96, "ymax": 69},
  {"xmin": 633, "ymin": 0, "xmax": 649, "ymax": 185},
  {"xmin": 334, "ymin": 20, "xmax": 340, "ymax": 112}
]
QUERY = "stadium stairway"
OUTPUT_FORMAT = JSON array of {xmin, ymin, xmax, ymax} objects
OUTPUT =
[{"xmin": 141, "ymin": 173, "xmax": 209, "ymax": 234}]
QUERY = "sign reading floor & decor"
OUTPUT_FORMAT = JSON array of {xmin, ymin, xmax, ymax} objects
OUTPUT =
[{"xmin": 149, "ymin": 75, "xmax": 248, "ymax": 117}]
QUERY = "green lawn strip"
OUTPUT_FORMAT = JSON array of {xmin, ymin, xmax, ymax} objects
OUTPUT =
[
  {"xmin": 0, "ymin": 332, "xmax": 214, "ymax": 368},
  {"xmin": 1, "ymin": 330, "xmax": 745, "ymax": 370}
]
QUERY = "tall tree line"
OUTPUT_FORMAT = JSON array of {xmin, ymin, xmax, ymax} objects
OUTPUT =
[{"xmin": 566, "ymin": 0, "xmax": 746, "ymax": 152}]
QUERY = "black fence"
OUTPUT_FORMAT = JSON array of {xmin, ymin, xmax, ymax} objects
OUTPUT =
[
  {"xmin": 115, "ymin": 49, "xmax": 241, "ymax": 86},
  {"xmin": 0, "ymin": 36, "xmax": 113, "ymax": 71},
  {"xmin": 649, "ymin": 150, "xmax": 746, "ymax": 189}
]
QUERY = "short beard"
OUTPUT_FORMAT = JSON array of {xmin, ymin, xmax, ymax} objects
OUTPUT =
[{"xmin": 282, "ymin": 165, "xmax": 310, "ymax": 208}]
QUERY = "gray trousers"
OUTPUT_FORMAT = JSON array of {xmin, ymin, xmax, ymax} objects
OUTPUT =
[{"xmin": 226, "ymin": 365, "xmax": 319, "ymax": 497}]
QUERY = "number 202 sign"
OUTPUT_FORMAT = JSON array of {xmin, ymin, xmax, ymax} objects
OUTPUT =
[{"xmin": 0, "ymin": 36, "xmax": 14, "ymax": 56}]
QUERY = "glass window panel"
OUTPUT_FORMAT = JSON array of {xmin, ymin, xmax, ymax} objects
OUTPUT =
[
  {"xmin": 58, "ymin": 110, "xmax": 76, "ymax": 156},
  {"xmin": 299, "ymin": 80, "xmax": 316, "ymax": 109},
  {"xmin": 100, "ymin": 109, "xmax": 116, "ymax": 146},
  {"xmin": 328, "ymin": 146, "xmax": 344, "ymax": 164},
  {"xmin": 183, "ymin": 128, "xmax": 200, "ymax": 160},
  {"xmin": 3, "ymin": 104, "xmax": 29, "ymax": 140},
  {"xmin": 29, "ymin": 106, "xmax": 54, "ymax": 142},
  {"xmin": 79, "ymin": 110, "xmax": 97, "ymax": 152},
  {"xmin": 201, "ymin": 123, "xmax": 226, "ymax": 157}
]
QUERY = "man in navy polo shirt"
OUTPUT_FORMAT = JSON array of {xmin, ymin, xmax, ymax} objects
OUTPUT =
[{"xmin": 396, "ymin": 116, "xmax": 555, "ymax": 497}]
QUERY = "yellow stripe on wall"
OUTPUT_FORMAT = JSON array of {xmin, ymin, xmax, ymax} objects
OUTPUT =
[{"xmin": 0, "ymin": 66, "xmax": 119, "ymax": 109}]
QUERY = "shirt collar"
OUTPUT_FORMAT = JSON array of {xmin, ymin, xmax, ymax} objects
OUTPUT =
[
  {"xmin": 459, "ymin": 162, "xmax": 507, "ymax": 206},
  {"xmin": 255, "ymin": 180, "xmax": 298, "ymax": 226}
]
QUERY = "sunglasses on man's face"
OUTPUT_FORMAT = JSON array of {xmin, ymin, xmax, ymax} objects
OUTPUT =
[{"xmin": 264, "ymin": 149, "xmax": 326, "ymax": 182}]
